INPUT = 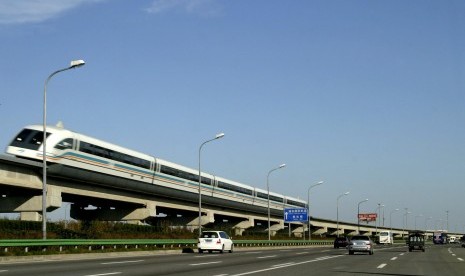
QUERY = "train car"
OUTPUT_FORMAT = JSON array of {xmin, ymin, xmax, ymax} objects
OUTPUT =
[{"xmin": 6, "ymin": 124, "xmax": 305, "ymax": 216}]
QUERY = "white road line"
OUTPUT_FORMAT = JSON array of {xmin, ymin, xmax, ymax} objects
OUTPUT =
[
  {"xmin": 190, "ymin": 261, "xmax": 222, "ymax": 266},
  {"xmin": 0, "ymin": 270, "xmax": 8, "ymax": 273},
  {"xmin": 271, "ymin": 262, "xmax": 295, "ymax": 268},
  {"xmin": 257, "ymin": 255, "xmax": 277, "ymax": 259},
  {"xmin": 296, "ymin": 252, "xmax": 308, "ymax": 255},
  {"xmin": 377, "ymin": 264, "xmax": 387, "ymax": 269},
  {"xmin": 452, "ymin": 254, "xmax": 456, "ymax": 256},
  {"xmin": 391, "ymin": 257, "xmax": 397, "ymax": 261},
  {"xmin": 101, "ymin": 260, "xmax": 144, "ymax": 265},
  {"xmin": 458, "ymin": 258, "xmax": 464, "ymax": 261},
  {"xmin": 399, "ymin": 253, "xmax": 405, "ymax": 256},
  {"xmin": 85, "ymin": 273, "xmax": 121, "ymax": 276},
  {"xmin": 229, "ymin": 255, "xmax": 343, "ymax": 276}
]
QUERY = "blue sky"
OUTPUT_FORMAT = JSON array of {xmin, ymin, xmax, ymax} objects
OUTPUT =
[{"xmin": 1, "ymin": 0, "xmax": 464, "ymax": 231}]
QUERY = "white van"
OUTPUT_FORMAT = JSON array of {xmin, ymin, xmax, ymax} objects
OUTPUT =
[{"xmin": 378, "ymin": 231, "xmax": 394, "ymax": 244}]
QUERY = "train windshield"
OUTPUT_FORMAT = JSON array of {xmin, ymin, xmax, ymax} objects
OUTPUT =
[{"xmin": 10, "ymin": 129, "xmax": 50, "ymax": 150}]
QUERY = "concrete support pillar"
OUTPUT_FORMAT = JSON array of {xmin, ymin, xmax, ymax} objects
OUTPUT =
[
  {"xmin": 70, "ymin": 202, "xmax": 156, "ymax": 222},
  {"xmin": 186, "ymin": 210, "xmax": 215, "ymax": 231},
  {"xmin": 233, "ymin": 218, "xmax": 254, "ymax": 236},
  {"xmin": 20, "ymin": 212, "xmax": 41, "ymax": 221},
  {"xmin": 292, "ymin": 225, "xmax": 306, "ymax": 238},
  {"xmin": 269, "ymin": 221, "xmax": 285, "ymax": 237},
  {"xmin": 312, "ymin": 226, "xmax": 327, "ymax": 235}
]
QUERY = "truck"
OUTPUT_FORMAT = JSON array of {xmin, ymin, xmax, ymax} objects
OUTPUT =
[
  {"xmin": 433, "ymin": 231, "xmax": 448, "ymax": 244},
  {"xmin": 407, "ymin": 230, "xmax": 425, "ymax": 252}
]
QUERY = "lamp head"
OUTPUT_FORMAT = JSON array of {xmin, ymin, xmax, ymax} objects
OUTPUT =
[
  {"xmin": 279, "ymin": 163, "xmax": 286, "ymax": 168},
  {"xmin": 70, "ymin": 59, "xmax": 85, "ymax": 68},
  {"xmin": 215, "ymin": 133, "xmax": 225, "ymax": 139}
]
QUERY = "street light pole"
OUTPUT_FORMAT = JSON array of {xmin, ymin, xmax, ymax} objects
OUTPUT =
[
  {"xmin": 42, "ymin": 59, "xmax": 85, "ymax": 240},
  {"xmin": 357, "ymin": 199, "xmax": 368, "ymax": 234},
  {"xmin": 336, "ymin": 192, "xmax": 349, "ymax": 237},
  {"xmin": 307, "ymin": 181, "xmax": 324, "ymax": 240},
  {"xmin": 267, "ymin": 164, "xmax": 286, "ymax": 241},
  {"xmin": 375, "ymin": 203, "xmax": 384, "ymax": 237},
  {"xmin": 198, "ymin": 132, "xmax": 224, "ymax": 237},
  {"xmin": 390, "ymin": 208, "xmax": 399, "ymax": 231},
  {"xmin": 415, "ymin": 214, "xmax": 423, "ymax": 230}
]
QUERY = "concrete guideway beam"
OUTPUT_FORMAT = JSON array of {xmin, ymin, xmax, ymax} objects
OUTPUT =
[
  {"xmin": 0, "ymin": 162, "xmax": 43, "ymax": 190},
  {"xmin": 0, "ymin": 185, "xmax": 62, "ymax": 213}
]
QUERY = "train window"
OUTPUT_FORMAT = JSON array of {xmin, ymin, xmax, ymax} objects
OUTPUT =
[
  {"xmin": 54, "ymin": 138, "xmax": 74, "ymax": 150},
  {"xmin": 257, "ymin": 192, "xmax": 268, "ymax": 200},
  {"xmin": 10, "ymin": 129, "xmax": 50, "ymax": 150},
  {"xmin": 218, "ymin": 181, "xmax": 253, "ymax": 195},
  {"xmin": 78, "ymin": 141, "xmax": 150, "ymax": 169},
  {"xmin": 256, "ymin": 191, "xmax": 282, "ymax": 203},
  {"xmin": 287, "ymin": 200, "xmax": 306, "ymax": 208},
  {"xmin": 160, "ymin": 165, "xmax": 211, "ymax": 184},
  {"xmin": 270, "ymin": 195, "xmax": 283, "ymax": 203}
]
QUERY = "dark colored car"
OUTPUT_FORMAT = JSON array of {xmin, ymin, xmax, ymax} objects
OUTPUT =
[{"xmin": 334, "ymin": 237, "xmax": 349, "ymax": 248}]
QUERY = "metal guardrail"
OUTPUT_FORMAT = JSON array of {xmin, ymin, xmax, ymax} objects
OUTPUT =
[{"xmin": 0, "ymin": 239, "xmax": 333, "ymax": 254}]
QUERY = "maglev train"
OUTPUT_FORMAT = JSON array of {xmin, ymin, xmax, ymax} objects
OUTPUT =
[{"xmin": 6, "ymin": 124, "xmax": 307, "ymax": 217}]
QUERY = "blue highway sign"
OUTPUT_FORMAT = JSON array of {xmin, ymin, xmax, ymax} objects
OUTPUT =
[{"xmin": 284, "ymin": 208, "xmax": 308, "ymax": 222}]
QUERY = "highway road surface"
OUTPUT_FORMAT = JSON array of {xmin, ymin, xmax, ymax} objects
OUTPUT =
[{"xmin": 1, "ymin": 244, "xmax": 465, "ymax": 275}]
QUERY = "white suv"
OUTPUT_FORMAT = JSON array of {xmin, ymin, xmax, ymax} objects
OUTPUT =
[{"xmin": 198, "ymin": 231, "xmax": 234, "ymax": 253}]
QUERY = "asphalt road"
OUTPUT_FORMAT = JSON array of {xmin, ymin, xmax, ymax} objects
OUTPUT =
[{"xmin": 1, "ymin": 244, "xmax": 464, "ymax": 276}]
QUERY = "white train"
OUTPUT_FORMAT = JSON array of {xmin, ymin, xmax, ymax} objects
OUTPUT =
[{"xmin": 6, "ymin": 124, "xmax": 307, "ymax": 216}]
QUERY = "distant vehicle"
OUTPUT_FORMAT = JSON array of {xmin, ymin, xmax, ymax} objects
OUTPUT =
[
  {"xmin": 378, "ymin": 230, "xmax": 394, "ymax": 244},
  {"xmin": 460, "ymin": 235, "xmax": 465, "ymax": 248},
  {"xmin": 334, "ymin": 237, "xmax": 349, "ymax": 249},
  {"xmin": 198, "ymin": 231, "xmax": 233, "ymax": 253},
  {"xmin": 449, "ymin": 236, "xmax": 457, "ymax": 244},
  {"xmin": 433, "ymin": 231, "xmax": 448, "ymax": 244},
  {"xmin": 407, "ymin": 230, "xmax": 425, "ymax": 252},
  {"xmin": 348, "ymin": 235, "xmax": 374, "ymax": 255}
]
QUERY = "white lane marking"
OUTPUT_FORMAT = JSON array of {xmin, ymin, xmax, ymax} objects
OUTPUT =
[
  {"xmin": 230, "ymin": 255, "xmax": 343, "ymax": 276},
  {"xmin": 400, "ymin": 253, "xmax": 405, "ymax": 256},
  {"xmin": 452, "ymin": 254, "xmax": 456, "ymax": 256},
  {"xmin": 458, "ymin": 258, "xmax": 464, "ymax": 261},
  {"xmin": 85, "ymin": 273, "xmax": 121, "ymax": 276},
  {"xmin": 101, "ymin": 260, "xmax": 144, "ymax": 265},
  {"xmin": 190, "ymin": 261, "xmax": 222, "ymax": 266},
  {"xmin": 377, "ymin": 264, "xmax": 387, "ymax": 269},
  {"xmin": 391, "ymin": 257, "xmax": 397, "ymax": 261},
  {"xmin": 271, "ymin": 262, "xmax": 295, "ymax": 268},
  {"xmin": 296, "ymin": 252, "xmax": 308, "ymax": 255},
  {"xmin": 257, "ymin": 255, "xmax": 277, "ymax": 259}
]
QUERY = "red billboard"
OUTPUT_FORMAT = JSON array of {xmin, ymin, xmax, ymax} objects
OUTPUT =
[{"xmin": 358, "ymin": 213, "xmax": 377, "ymax": 222}]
